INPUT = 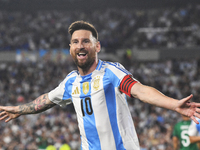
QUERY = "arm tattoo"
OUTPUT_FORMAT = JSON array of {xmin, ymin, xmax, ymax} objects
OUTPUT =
[{"xmin": 19, "ymin": 94, "xmax": 56, "ymax": 115}]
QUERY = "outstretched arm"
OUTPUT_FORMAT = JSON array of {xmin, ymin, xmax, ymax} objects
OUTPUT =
[
  {"xmin": 131, "ymin": 82, "xmax": 200, "ymax": 124},
  {"xmin": 0, "ymin": 93, "xmax": 56, "ymax": 122}
]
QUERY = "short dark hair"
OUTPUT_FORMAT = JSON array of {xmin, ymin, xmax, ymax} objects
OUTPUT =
[{"xmin": 68, "ymin": 20, "xmax": 98, "ymax": 40}]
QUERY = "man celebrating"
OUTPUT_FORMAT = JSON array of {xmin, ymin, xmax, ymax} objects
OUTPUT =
[{"xmin": 0, "ymin": 21, "xmax": 200, "ymax": 150}]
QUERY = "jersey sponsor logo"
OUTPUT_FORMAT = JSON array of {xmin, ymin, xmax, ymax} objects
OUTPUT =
[
  {"xmin": 93, "ymin": 76, "xmax": 100, "ymax": 91},
  {"xmin": 72, "ymin": 86, "xmax": 80, "ymax": 95},
  {"xmin": 83, "ymin": 82, "xmax": 89, "ymax": 95}
]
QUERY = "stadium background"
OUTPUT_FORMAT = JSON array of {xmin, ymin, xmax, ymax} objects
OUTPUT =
[{"xmin": 0, "ymin": 0, "xmax": 200, "ymax": 149}]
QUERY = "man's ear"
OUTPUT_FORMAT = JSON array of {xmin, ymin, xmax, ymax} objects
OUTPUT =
[{"xmin": 96, "ymin": 41, "xmax": 101, "ymax": 53}]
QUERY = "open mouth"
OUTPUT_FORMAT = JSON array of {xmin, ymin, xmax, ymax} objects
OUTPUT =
[{"xmin": 77, "ymin": 53, "xmax": 87, "ymax": 56}]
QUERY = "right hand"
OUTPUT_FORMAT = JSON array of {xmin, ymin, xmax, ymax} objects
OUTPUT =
[{"xmin": 0, "ymin": 106, "xmax": 21, "ymax": 122}]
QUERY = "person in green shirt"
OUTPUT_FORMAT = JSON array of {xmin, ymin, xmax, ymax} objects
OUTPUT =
[{"xmin": 172, "ymin": 115, "xmax": 198, "ymax": 150}]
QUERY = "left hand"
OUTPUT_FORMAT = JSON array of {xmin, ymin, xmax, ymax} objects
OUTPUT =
[
  {"xmin": 175, "ymin": 94, "xmax": 200, "ymax": 124},
  {"xmin": 0, "ymin": 106, "xmax": 21, "ymax": 122}
]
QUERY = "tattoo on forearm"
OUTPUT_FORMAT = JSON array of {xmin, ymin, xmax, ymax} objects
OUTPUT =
[{"xmin": 19, "ymin": 94, "xmax": 56, "ymax": 114}]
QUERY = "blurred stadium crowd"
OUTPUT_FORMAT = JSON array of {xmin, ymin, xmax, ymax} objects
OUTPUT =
[
  {"xmin": 0, "ymin": 4, "xmax": 200, "ymax": 53},
  {"xmin": 0, "ymin": 3, "xmax": 200, "ymax": 150}
]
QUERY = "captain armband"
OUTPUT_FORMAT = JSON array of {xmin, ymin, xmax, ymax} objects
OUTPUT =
[{"xmin": 119, "ymin": 75, "xmax": 138, "ymax": 97}]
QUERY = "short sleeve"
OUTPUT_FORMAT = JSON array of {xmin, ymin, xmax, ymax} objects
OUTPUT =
[{"xmin": 48, "ymin": 80, "xmax": 72, "ymax": 107}]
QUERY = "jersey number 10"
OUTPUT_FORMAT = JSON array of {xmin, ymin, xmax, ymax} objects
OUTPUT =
[{"xmin": 81, "ymin": 97, "xmax": 93, "ymax": 116}]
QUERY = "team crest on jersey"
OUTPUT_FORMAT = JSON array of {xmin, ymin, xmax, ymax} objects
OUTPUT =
[
  {"xmin": 83, "ymin": 82, "xmax": 89, "ymax": 95},
  {"xmin": 93, "ymin": 76, "xmax": 100, "ymax": 91}
]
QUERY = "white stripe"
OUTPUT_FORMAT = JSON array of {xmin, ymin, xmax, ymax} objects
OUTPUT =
[{"xmin": 91, "ymin": 72, "xmax": 117, "ymax": 149}]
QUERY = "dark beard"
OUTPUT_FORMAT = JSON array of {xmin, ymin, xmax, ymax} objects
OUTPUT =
[{"xmin": 75, "ymin": 57, "xmax": 95, "ymax": 73}]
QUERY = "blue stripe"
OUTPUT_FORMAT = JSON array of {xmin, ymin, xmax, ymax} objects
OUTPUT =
[
  {"xmin": 80, "ymin": 74, "xmax": 101, "ymax": 150},
  {"xmin": 63, "ymin": 76, "xmax": 76, "ymax": 100},
  {"xmin": 103, "ymin": 69, "xmax": 126, "ymax": 150},
  {"xmin": 196, "ymin": 120, "xmax": 200, "ymax": 134}
]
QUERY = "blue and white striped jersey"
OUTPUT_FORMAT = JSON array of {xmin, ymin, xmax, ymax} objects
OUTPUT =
[{"xmin": 48, "ymin": 60, "xmax": 140, "ymax": 150}]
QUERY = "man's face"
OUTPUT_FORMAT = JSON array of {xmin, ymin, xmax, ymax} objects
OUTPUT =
[{"xmin": 69, "ymin": 30, "xmax": 100, "ymax": 70}]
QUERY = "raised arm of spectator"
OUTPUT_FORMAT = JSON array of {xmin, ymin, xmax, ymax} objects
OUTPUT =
[
  {"xmin": 0, "ymin": 93, "xmax": 56, "ymax": 122},
  {"xmin": 131, "ymin": 82, "xmax": 200, "ymax": 124}
]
